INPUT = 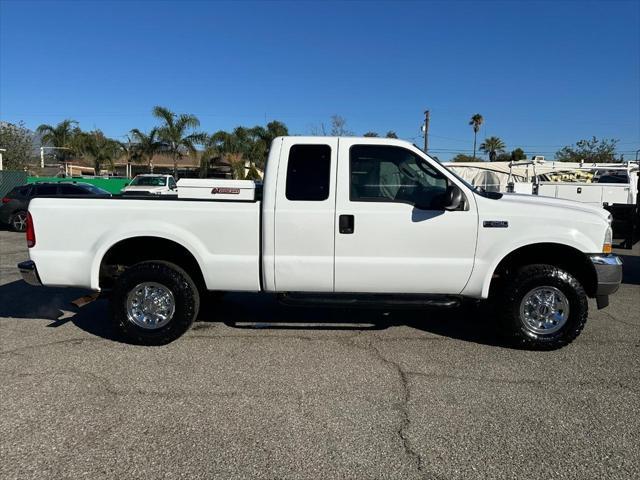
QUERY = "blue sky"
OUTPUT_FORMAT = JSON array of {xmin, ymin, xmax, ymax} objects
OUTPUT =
[{"xmin": 1, "ymin": 0, "xmax": 638, "ymax": 160}]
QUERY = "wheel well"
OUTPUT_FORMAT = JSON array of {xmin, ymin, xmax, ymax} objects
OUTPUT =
[
  {"xmin": 490, "ymin": 243, "xmax": 598, "ymax": 297},
  {"xmin": 99, "ymin": 236, "xmax": 206, "ymax": 291}
]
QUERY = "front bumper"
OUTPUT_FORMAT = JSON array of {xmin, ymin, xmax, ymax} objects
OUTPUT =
[
  {"xmin": 588, "ymin": 254, "xmax": 623, "ymax": 309},
  {"xmin": 18, "ymin": 260, "xmax": 42, "ymax": 286}
]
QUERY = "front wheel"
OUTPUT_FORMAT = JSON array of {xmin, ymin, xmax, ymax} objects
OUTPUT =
[
  {"xmin": 111, "ymin": 261, "xmax": 200, "ymax": 345},
  {"xmin": 497, "ymin": 264, "xmax": 588, "ymax": 350}
]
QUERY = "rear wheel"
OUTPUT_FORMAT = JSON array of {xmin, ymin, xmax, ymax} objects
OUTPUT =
[
  {"xmin": 111, "ymin": 261, "xmax": 200, "ymax": 345},
  {"xmin": 497, "ymin": 264, "xmax": 588, "ymax": 350},
  {"xmin": 10, "ymin": 210, "xmax": 28, "ymax": 232}
]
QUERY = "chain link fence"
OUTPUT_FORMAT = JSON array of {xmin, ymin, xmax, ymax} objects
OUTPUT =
[{"xmin": 0, "ymin": 171, "xmax": 28, "ymax": 198}]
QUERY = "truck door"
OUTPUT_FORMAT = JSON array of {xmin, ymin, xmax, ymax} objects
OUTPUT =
[
  {"xmin": 333, "ymin": 139, "xmax": 478, "ymax": 294},
  {"xmin": 273, "ymin": 137, "xmax": 338, "ymax": 291}
]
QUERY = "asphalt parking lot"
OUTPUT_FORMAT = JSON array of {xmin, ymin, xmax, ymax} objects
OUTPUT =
[{"xmin": 0, "ymin": 229, "xmax": 638, "ymax": 480}]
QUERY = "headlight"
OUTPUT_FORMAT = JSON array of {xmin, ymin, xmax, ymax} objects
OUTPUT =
[{"xmin": 603, "ymin": 226, "xmax": 612, "ymax": 254}]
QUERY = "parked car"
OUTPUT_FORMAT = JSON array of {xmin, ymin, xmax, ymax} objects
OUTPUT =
[
  {"xmin": 121, "ymin": 174, "xmax": 177, "ymax": 195},
  {"xmin": 1, "ymin": 182, "xmax": 111, "ymax": 232},
  {"xmin": 19, "ymin": 136, "xmax": 622, "ymax": 349}
]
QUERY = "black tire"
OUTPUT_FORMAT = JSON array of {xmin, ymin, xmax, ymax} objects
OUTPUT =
[
  {"xmin": 9, "ymin": 210, "xmax": 28, "ymax": 232},
  {"xmin": 496, "ymin": 264, "xmax": 588, "ymax": 350},
  {"xmin": 111, "ymin": 261, "xmax": 200, "ymax": 345}
]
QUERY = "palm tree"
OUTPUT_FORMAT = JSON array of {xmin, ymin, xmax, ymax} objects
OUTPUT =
[
  {"xmin": 479, "ymin": 136, "xmax": 506, "ymax": 161},
  {"xmin": 246, "ymin": 121, "xmax": 289, "ymax": 170},
  {"xmin": 469, "ymin": 114, "xmax": 484, "ymax": 160},
  {"xmin": 199, "ymin": 121, "xmax": 290, "ymax": 178},
  {"xmin": 76, "ymin": 130, "xmax": 122, "ymax": 173},
  {"xmin": 200, "ymin": 130, "xmax": 248, "ymax": 179},
  {"xmin": 118, "ymin": 136, "xmax": 142, "ymax": 178},
  {"xmin": 130, "ymin": 128, "xmax": 162, "ymax": 173},
  {"xmin": 36, "ymin": 119, "xmax": 79, "ymax": 162},
  {"xmin": 152, "ymin": 106, "xmax": 206, "ymax": 177}
]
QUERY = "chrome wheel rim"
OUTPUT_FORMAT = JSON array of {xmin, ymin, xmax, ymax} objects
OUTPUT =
[
  {"xmin": 126, "ymin": 282, "xmax": 175, "ymax": 330},
  {"xmin": 519, "ymin": 286, "xmax": 570, "ymax": 335},
  {"xmin": 13, "ymin": 213, "xmax": 27, "ymax": 231}
]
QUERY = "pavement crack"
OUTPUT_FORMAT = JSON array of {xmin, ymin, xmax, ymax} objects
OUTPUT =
[
  {"xmin": 602, "ymin": 310, "xmax": 640, "ymax": 328},
  {"xmin": 347, "ymin": 337, "xmax": 424, "ymax": 476}
]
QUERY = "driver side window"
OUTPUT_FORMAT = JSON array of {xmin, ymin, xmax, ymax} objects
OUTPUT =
[{"xmin": 350, "ymin": 145, "xmax": 448, "ymax": 209}]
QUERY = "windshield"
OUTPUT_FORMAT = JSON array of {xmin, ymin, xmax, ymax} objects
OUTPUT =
[
  {"xmin": 80, "ymin": 184, "xmax": 110, "ymax": 194},
  {"xmin": 130, "ymin": 176, "xmax": 167, "ymax": 186}
]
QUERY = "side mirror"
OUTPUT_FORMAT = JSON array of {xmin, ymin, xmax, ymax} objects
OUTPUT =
[{"xmin": 443, "ymin": 185, "xmax": 464, "ymax": 211}]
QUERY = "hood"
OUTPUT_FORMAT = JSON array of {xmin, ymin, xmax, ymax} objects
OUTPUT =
[
  {"xmin": 122, "ymin": 185, "xmax": 166, "ymax": 192},
  {"xmin": 497, "ymin": 193, "xmax": 610, "ymax": 222}
]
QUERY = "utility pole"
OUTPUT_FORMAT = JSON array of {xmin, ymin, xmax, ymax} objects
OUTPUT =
[{"xmin": 423, "ymin": 110, "xmax": 430, "ymax": 153}]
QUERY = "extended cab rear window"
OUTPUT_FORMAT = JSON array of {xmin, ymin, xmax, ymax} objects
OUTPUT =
[{"xmin": 285, "ymin": 144, "xmax": 331, "ymax": 201}]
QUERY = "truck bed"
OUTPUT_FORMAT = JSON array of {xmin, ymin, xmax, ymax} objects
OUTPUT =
[{"xmin": 28, "ymin": 196, "xmax": 261, "ymax": 291}]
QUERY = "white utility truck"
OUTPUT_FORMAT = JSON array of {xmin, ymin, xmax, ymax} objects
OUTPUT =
[
  {"xmin": 19, "ymin": 137, "xmax": 622, "ymax": 349},
  {"xmin": 447, "ymin": 160, "xmax": 639, "ymax": 248}
]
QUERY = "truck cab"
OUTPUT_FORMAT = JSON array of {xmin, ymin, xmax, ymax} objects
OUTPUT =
[{"xmin": 262, "ymin": 137, "xmax": 477, "ymax": 294}]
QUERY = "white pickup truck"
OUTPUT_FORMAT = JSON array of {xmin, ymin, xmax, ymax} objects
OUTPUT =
[{"xmin": 18, "ymin": 136, "xmax": 623, "ymax": 349}]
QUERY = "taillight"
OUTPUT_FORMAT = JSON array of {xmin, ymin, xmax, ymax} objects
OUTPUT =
[
  {"xmin": 1, "ymin": 197, "xmax": 10, "ymax": 204},
  {"xmin": 26, "ymin": 212, "xmax": 35, "ymax": 248}
]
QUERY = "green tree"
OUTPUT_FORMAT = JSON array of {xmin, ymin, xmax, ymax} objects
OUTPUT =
[
  {"xmin": 130, "ymin": 128, "xmax": 163, "ymax": 172},
  {"xmin": 152, "ymin": 106, "xmax": 206, "ymax": 177},
  {"xmin": 479, "ymin": 136, "xmax": 506, "ymax": 161},
  {"xmin": 555, "ymin": 137, "xmax": 618, "ymax": 163},
  {"xmin": 259, "ymin": 120, "xmax": 289, "ymax": 145},
  {"xmin": 495, "ymin": 148, "xmax": 527, "ymax": 162},
  {"xmin": 201, "ymin": 121, "xmax": 289, "ymax": 178},
  {"xmin": 468, "ymin": 113, "xmax": 484, "ymax": 160},
  {"xmin": 451, "ymin": 153, "xmax": 478, "ymax": 162},
  {"xmin": 0, "ymin": 122, "xmax": 35, "ymax": 170},
  {"xmin": 363, "ymin": 131, "xmax": 379, "ymax": 137},
  {"xmin": 510, "ymin": 147, "xmax": 526, "ymax": 161},
  {"xmin": 385, "ymin": 131, "xmax": 398, "ymax": 139},
  {"xmin": 246, "ymin": 120, "xmax": 289, "ymax": 170},
  {"xmin": 75, "ymin": 130, "xmax": 122, "ymax": 173},
  {"xmin": 36, "ymin": 119, "xmax": 79, "ymax": 162}
]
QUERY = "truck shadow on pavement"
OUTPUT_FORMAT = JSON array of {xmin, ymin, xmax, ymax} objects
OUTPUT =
[
  {"xmin": 4, "ymin": 252, "xmax": 638, "ymax": 347},
  {"xmin": 0, "ymin": 280, "xmax": 116, "ymax": 339},
  {"xmin": 205, "ymin": 292, "xmax": 504, "ymax": 346},
  {"xmin": 0, "ymin": 280, "xmax": 504, "ymax": 347}
]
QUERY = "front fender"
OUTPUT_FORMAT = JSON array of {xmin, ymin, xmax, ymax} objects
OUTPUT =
[{"xmin": 463, "ymin": 230, "xmax": 601, "ymax": 299}]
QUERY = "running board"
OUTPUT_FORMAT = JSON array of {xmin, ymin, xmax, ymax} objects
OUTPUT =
[{"xmin": 278, "ymin": 293, "xmax": 461, "ymax": 309}]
